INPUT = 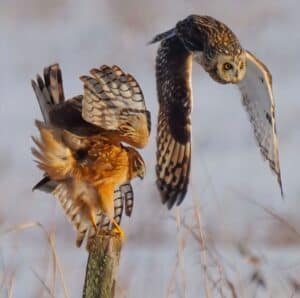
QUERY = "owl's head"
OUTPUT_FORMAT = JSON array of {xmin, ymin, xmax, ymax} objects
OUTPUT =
[
  {"xmin": 196, "ymin": 51, "xmax": 246, "ymax": 84},
  {"xmin": 214, "ymin": 53, "xmax": 246, "ymax": 84},
  {"xmin": 126, "ymin": 147, "xmax": 146, "ymax": 180}
]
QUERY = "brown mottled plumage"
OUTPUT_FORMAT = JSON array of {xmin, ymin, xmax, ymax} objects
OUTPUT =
[
  {"xmin": 151, "ymin": 15, "xmax": 283, "ymax": 208},
  {"xmin": 31, "ymin": 64, "xmax": 150, "ymax": 246}
]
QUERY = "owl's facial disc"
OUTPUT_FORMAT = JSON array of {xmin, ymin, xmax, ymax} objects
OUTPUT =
[{"xmin": 216, "ymin": 53, "xmax": 246, "ymax": 84}]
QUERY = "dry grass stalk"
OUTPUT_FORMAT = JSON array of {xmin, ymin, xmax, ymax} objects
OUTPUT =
[
  {"xmin": 31, "ymin": 267, "xmax": 55, "ymax": 298},
  {"xmin": 0, "ymin": 221, "xmax": 70, "ymax": 298},
  {"xmin": 192, "ymin": 194, "xmax": 213, "ymax": 298},
  {"xmin": 175, "ymin": 208, "xmax": 187, "ymax": 298}
]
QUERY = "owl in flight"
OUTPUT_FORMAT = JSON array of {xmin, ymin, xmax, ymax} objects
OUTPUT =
[
  {"xmin": 150, "ymin": 15, "xmax": 283, "ymax": 209},
  {"xmin": 31, "ymin": 64, "xmax": 150, "ymax": 246}
]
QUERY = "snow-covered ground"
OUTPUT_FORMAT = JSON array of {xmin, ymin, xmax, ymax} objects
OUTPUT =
[{"xmin": 1, "ymin": 1, "xmax": 300, "ymax": 297}]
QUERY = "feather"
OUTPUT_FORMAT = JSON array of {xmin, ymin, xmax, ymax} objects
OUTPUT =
[
  {"xmin": 81, "ymin": 65, "xmax": 151, "ymax": 148},
  {"xmin": 31, "ymin": 64, "xmax": 65, "ymax": 123},
  {"xmin": 31, "ymin": 121, "xmax": 76, "ymax": 180},
  {"xmin": 155, "ymin": 36, "xmax": 192, "ymax": 208},
  {"xmin": 120, "ymin": 183, "xmax": 134, "ymax": 216},
  {"xmin": 148, "ymin": 28, "xmax": 176, "ymax": 44},
  {"xmin": 238, "ymin": 51, "xmax": 283, "ymax": 197}
]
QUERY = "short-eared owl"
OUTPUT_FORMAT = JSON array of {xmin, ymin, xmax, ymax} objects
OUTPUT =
[
  {"xmin": 150, "ymin": 15, "xmax": 283, "ymax": 208},
  {"xmin": 31, "ymin": 64, "xmax": 150, "ymax": 246}
]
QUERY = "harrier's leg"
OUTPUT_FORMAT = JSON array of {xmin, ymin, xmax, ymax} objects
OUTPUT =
[{"xmin": 98, "ymin": 184, "xmax": 125, "ymax": 240}]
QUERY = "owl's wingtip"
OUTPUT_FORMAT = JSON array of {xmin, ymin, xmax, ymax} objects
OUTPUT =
[
  {"xmin": 148, "ymin": 28, "xmax": 176, "ymax": 45},
  {"xmin": 156, "ymin": 179, "xmax": 187, "ymax": 209}
]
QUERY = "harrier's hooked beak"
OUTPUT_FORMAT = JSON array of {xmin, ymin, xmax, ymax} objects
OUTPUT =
[{"xmin": 138, "ymin": 168, "xmax": 145, "ymax": 180}]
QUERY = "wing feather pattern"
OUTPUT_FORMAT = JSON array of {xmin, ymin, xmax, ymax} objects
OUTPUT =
[
  {"xmin": 238, "ymin": 51, "xmax": 283, "ymax": 196},
  {"xmin": 31, "ymin": 64, "xmax": 65, "ymax": 123},
  {"xmin": 155, "ymin": 36, "xmax": 192, "ymax": 208},
  {"xmin": 52, "ymin": 182, "xmax": 130, "ymax": 247},
  {"xmin": 80, "ymin": 65, "xmax": 150, "ymax": 148}
]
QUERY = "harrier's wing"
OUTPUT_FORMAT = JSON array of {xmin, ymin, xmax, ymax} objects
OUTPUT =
[
  {"xmin": 31, "ymin": 64, "xmax": 99, "ymax": 135},
  {"xmin": 31, "ymin": 63, "xmax": 65, "ymax": 123},
  {"xmin": 154, "ymin": 36, "xmax": 192, "ymax": 209},
  {"xmin": 52, "ymin": 182, "xmax": 130, "ymax": 247},
  {"xmin": 80, "ymin": 65, "xmax": 151, "ymax": 148},
  {"xmin": 238, "ymin": 50, "xmax": 283, "ymax": 196}
]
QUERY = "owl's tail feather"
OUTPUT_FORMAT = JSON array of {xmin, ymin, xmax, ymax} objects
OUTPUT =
[
  {"xmin": 148, "ymin": 28, "xmax": 176, "ymax": 44},
  {"xmin": 31, "ymin": 120, "xmax": 76, "ymax": 181},
  {"xmin": 31, "ymin": 64, "xmax": 65, "ymax": 123}
]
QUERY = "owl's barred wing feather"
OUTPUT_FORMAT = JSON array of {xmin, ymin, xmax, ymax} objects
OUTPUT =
[
  {"xmin": 238, "ymin": 51, "xmax": 283, "ymax": 196},
  {"xmin": 80, "ymin": 65, "xmax": 151, "ymax": 148},
  {"xmin": 155, "ymin": 36, "xmax": 192, "ymax": 208},
  {"xmin": 157, "ymin": 110, "xmax": 191, "ymax": 208}
]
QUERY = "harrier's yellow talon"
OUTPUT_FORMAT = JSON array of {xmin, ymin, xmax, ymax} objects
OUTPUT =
[
  {"xmin": 112, "ymin": 219, "xmax": 125, "ymax": 240},
  {"xmin": 89, "ymin": 210, "xmax": 98, "ymax": 231}
]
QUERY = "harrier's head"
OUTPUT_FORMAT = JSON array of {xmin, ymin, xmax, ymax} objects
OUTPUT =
[{"xmin": 126, "ymin": 147, "xmax": 146, "ymax": 180}]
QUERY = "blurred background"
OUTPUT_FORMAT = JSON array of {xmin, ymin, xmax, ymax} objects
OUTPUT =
[{"xmin": 1, "ymin": 0, "xmax": 300, "ymax": 297}]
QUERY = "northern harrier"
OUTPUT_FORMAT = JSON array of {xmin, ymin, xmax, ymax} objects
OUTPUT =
[{"xmin": 32, "ymin": 64, "xmax": 150, "ymax": 246}]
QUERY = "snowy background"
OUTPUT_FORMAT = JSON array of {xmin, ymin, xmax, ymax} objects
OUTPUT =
[{"xmin": 1, "ymin": 0, "xmax": 300, "ymax": 297}]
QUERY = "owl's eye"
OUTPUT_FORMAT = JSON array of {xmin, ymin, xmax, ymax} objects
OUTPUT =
[{"xmin": 223, "ymin": 63, "xmax": 233, "ymax": 71}]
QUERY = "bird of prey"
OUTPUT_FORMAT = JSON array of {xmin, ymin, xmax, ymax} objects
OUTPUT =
[
  {"xmin": 150, "ymin": 15, "xmax": 283, "ymax": 208},
  {"xmin": 31, "ymin": 64, "xmax": 150, "ymax": 246}
]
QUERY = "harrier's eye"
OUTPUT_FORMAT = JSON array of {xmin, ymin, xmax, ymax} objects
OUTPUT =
[
  {"xmin": 223, "ymin": 63, "xmax": 233, "ymax": 71},
  {"xmin": 134, "ymin": 159, "xmax": 141, "ymax": 169}
]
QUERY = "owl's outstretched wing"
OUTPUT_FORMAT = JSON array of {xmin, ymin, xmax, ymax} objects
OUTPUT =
[
  {"xmin": 238, "ymin": 50, "xmax": 283, "ymax": 196},
  {"xmin": 80, "ymin": 65, "xmax": 151, "ymax": 148},
  {"xmin": 155, "ymin": 36, "xmax": 192, "ymax": 209}
]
